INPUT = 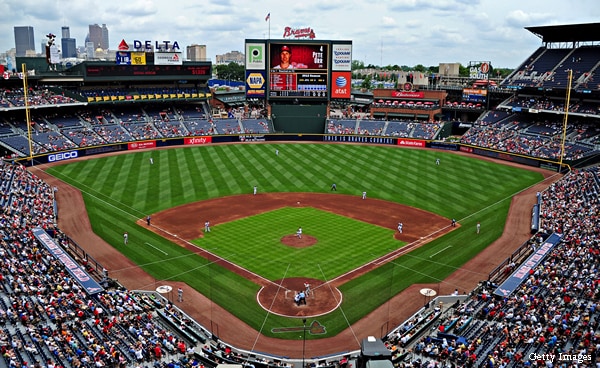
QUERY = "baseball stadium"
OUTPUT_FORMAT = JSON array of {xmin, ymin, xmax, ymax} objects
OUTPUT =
[{"xmin": 0, "ymin": 23, "xmax": 599, "ymax": 368}]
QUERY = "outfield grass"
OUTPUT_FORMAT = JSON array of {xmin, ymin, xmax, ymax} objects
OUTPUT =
[{"xmin": 46, "ymin": 143, "xmax": 544, "ymax": 338}]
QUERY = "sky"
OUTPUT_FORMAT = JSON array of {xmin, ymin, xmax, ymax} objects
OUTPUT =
[{"xmin": 1, "ymin": 0, "xmax": 598, "ymax": 69}]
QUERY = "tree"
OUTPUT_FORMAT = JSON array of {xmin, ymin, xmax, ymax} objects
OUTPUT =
[
  {"xmin": 361, "ymin": 75, "xmax": 372, "ymax": 90},
  {"xmin": 215, "ymin": 62, "xmax": 244, "ymax": 81},
  {"xmin": 351, "ymin": 60, "xmax": 365, "ymax": 70}
]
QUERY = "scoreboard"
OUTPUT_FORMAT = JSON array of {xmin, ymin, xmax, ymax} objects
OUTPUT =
[
  {"xmin": 245, "ymin": 39, "xmax": 352, "ymax": 101},
  {"xmin": 270, "ymin": 72, "xmax": 328, "ymax": 97},
  {"xmin": 268, "ymin": 42, "xmax": 329, "ymax": 98}
]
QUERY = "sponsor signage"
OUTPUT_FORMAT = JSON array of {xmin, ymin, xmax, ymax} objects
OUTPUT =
[
  {"xmin": 331, "ymin": 71, "xmax": 351, "ymax": 99},
  {"xmin": 469, "ymin": 61, "xmax": 490, "ymax": 79},
  {"xmin": 128, "ymin": 141, "xmax": 157, "ymax": 150},
  {"xmin": 33, "ymin": 227, "xmax": 104, "ymax": 294},
  {"xmin": 392, "ymin": 91, "xmax": 425, "ymax": 98},
  {"xmin": 494, "ymin": 233, "xmax": 562, "ymax": 297},
  {"xmin": 332, "ymin": 44, "xmax": 352, "ymax": 71},
  {"xmin": 246, "ymin": 43, "xmax": 266, "ymax": 70},
  {"xmin": 184, "ymin": 136, "xmax": 212, "ymax": 145},
  {"xmin": 154, "ymin": 52, "xmax": 183, "ymax": 65},
  {"xmin": 397, "ymin": 139, "xmax": 425, "ymax": 147},
  {"xmin": 133, "ymin": 40, "xmax": 181, "ymax": 51},
  {"xmin": 48, "ymin": 151, "xmax": 78, "ymax": 162},
  {"xmin": 125, "ymin": 52, "xmax": 147, "ymax": 65},
  {"xmin": 245, "ymin": 71, "xmax": 266, "ymax": 98}
]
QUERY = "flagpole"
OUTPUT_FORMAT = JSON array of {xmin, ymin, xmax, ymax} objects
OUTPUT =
[{"xmin": 265, "ymin": 12, "xmax": 271, "ymax": 39}]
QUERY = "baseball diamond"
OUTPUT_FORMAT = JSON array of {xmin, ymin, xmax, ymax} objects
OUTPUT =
[{"xmin": 38, "ymin": 143, "xmax": 557, "ymax": 358}]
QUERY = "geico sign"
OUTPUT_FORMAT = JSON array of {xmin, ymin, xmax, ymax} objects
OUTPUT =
[{"xmin": 48, "ymin": 151, "xmax": 79, "ymax": 162}]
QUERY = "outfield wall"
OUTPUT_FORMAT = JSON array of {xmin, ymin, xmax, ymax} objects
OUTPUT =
[
  {"xmin": 271, "ymin": 104, "xmax": 328, "ymax": 133},
  {"xmin": 19, "ymin": 133, "xmax": 564, "ymax": 172}
]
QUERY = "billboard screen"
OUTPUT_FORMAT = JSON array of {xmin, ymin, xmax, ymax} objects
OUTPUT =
[
  {"xmin": 268, "ymin": 42, "xmax": 329, "ymax": 98},
  {"xmin": 462, "ymin": 88, "xmax": 487, "ymax": 103}
]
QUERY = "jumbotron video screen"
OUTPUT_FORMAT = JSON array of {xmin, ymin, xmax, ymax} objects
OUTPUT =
[
  {"xmin": 268, "ymin": 42, "xmax": 329, "ymax": 98},
  {"xmin": 244, "ymin": 39, "xmax": 352, "ymax": 101}
]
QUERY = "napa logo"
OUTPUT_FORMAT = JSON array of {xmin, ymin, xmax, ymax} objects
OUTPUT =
[
  {"xmin": 335, "ymin": 75, "xmax": 347, "ymax": 88},
  {"xmin": 247, "ymin": 73, "xmax": 265, "ymax": 89}
]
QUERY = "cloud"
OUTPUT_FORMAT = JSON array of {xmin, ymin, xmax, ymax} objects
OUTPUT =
[{"xmin": 505, "ymin": 10, "xmax": 554, "ymax": 28}]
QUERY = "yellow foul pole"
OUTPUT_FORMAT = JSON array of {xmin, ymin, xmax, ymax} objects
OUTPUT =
[
  {"xmin": 22, "ymin": 63, "xmax": 34, "ymax": 163},
  {"xmin": 558, "ymin": 69, "xmax": 572, "ymax": 172}
]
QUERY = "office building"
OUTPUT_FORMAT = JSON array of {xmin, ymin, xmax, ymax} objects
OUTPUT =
[
  {"xmin": 61, "ymin": 26, "xmax": 77, "ymax": 58},
  {"xmin": 88, "ymin": 23, "xmax": 109, "ymax": 50},
  {"xmin": 14, "ymin": 26, "xmax": 35, "ymax": 57},
  {"xmin": 187, "ymin": 44, "xmax": 207, "ymax": 61},
  {"xmin": 215, "ymin": 50, "xmax": 244, "ymax": 65}
]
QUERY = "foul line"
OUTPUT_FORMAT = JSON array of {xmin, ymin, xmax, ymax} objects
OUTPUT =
[
  {"xmin": 144, "ymin": 242, "xmax": 168, "ymax": 255},
  {"xmin": 430, "ymin": 245, "xmax": 452, "ymax": 258}
]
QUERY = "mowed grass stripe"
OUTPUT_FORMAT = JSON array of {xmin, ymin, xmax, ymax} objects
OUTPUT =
[
  {"xmin": 190, "ymin": 148, "xmax": 219, "ymax": 199},
  {"xmin": 232, "ymin": 146, "xmax": 282, "ymax": 190},
  {"xmin": 173, "ymin": 149, "xmax": 198, "ymax": 204}
]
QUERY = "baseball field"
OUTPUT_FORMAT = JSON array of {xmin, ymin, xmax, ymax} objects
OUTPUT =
[{"xmin": 45, "ymin": 143, "xmax": 544, "ymax": 340}]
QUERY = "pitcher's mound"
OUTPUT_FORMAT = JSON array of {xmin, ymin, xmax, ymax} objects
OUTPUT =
[{"xmin": 281, "ymin": 234, "xmax": 317, "ymax": 248}]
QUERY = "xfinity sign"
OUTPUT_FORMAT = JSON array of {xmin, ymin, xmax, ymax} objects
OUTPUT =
[{"xmin": 48, "ymin": 151, "xmax": 78, "ymax": 162}]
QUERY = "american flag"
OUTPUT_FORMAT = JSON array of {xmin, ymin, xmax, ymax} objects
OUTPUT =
[{"xmin": 265, "ymin": 12, "xmax": 270, "ymax": 21}]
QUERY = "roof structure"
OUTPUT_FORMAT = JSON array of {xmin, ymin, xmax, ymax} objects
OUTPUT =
[{"xmin": 525, "ymin": 23, "xmax": 600, "ymax": 43}]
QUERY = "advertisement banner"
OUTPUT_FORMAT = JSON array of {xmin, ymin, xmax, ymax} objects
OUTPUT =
[
  {"xmin": 131, "ymin": 52, "xmax": 147, "ymax": 65},
  {"xmin": 397, "ymin": 139, "xmax": 426, "ymax": 147},
  {"xmin": 392, "ymin": 91, "xmax": 425, "ymax": 98},
  {"xmin": 331, "ymin": 71, "xmax": 351, "ymax": 99},
  {"xmin": 332, "ymin": 44, "xmax": 352, "ymax": 71},
  {"xmin": 116, "ymin": 51, "xmax": 132, "ymax": 65},
  {"xmin": 245, "ymin": 70, "xmax": 266, "ymax": 98},
  {"xmin": 47, "ymin": 151, "xmax": 79, "ymax": 162},
  {"xmin": 33, "ymin": 227, "xmax": 104, "ymax": 294},
  {"xmin": 246, "ymin": 43, "xmax": 266, "ymax": 70},
  {"xmin": 154, "ymin": 52, "xmax": 183, "ymax": 65},
  {"xmin": 184, "ymin": 136, "xmax": 212, "ymax": 145},
  {"xmin": 128, "ymin": 141, "xmax": 157, "ymax": 150},
  {"xmin": 494, "ymin": 233, "xmax": 561, "ymax": 297}
]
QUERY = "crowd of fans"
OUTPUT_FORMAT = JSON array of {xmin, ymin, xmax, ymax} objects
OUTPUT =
[
  {"xmin": 2, "ymin": 85, "xmax": 600, "ymax": 161},
  {"xmin": 326, "ymin": 119, "xmax": 441, "ymax": 139},
  {"xmin": 460, "ymin": 109, "xmax": 598, "ymax": 161},
  {"xmin": 0, "ymin": 87, "xmax": 79, "ymax": 109},
  {"xmin": 385, "ymin": 167, "xmax": 600, "ymax": 367}
]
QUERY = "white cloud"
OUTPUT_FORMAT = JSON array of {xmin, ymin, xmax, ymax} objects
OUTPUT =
[{"xmin": 0, "ymin": 0, "xmax": 597, "ymax": 68}]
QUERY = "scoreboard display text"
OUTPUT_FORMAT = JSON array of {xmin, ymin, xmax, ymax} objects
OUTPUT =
[{"xmin": 268, "ymin": 43, "xmax": 329, "ymax": 99}]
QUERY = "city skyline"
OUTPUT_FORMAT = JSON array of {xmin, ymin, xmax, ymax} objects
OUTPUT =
[{"xmin": 1, "ymin": 0, "xmax": 598, "ymax": 68}]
